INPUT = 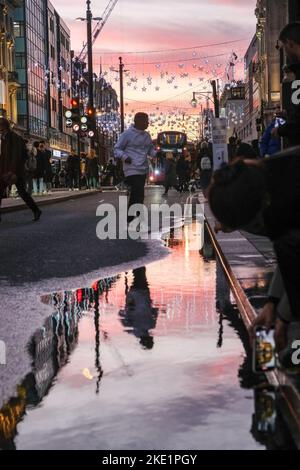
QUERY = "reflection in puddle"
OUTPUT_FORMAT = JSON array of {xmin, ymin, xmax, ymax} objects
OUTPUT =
[{"xmin": 0, "ymin": 225, "xmax": 296, "ymax": 450}]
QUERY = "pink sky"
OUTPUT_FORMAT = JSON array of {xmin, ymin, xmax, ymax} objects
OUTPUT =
[{"xmin": 52, "ymin": 0, "xmax": 257, "ymax": 134}]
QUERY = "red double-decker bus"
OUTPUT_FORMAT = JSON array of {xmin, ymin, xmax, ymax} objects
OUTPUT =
[{"xmin": 149, "ymin": 131, "xmax": 188, "ymax": 184}]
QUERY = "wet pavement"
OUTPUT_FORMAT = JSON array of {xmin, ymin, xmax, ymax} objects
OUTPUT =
[{"xmin": 0, "ymin": 224, "xmax": 295, "ymax": 450}]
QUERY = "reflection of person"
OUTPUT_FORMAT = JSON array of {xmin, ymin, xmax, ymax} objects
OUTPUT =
[{"xmin": 119, "ymin": 267, "xmax": 159, "ymax": 349}]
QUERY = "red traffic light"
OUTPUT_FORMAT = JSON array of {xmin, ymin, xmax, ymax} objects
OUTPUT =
[
  {"xmin": 71, "ymin": 98, "xmax": 79, "ymax": 108},
  {"xmin": 87, "ymin": 107, "xmax": 94, "ymax": 116}
]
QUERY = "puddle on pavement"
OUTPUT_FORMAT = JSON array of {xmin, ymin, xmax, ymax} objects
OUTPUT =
[{"xmin": 0, "ymin": 225, "xmax": 296, "ymax": 450}]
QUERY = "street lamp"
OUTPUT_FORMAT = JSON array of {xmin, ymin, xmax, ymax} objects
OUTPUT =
[
  {"xmin": 191, "ymin": 80, "xmax": 220, "ymax": 118},
  {"xmin": 75, "ymin": 1, "xmax": 102, "ymax": 150},
  {"xmin": 191, "ymin": 91, "xmax": 214, "ymax": 109}
]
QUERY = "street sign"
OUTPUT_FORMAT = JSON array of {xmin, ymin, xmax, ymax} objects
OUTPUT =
[
  {"xmin": 81, "ymin": 123, "xmax": 88, "ymax": 132},
  {"xmin": 211, "ymin": 118, "xmax": 228, "ymax": 170},
  {"xmin": 66, "ymin": 119, "xmax": 73, "ymax": 128},
  {"xmin": 65, "ymin": 110, "xmax": 72, "ymax": 119},
  {"xmin": 80, "ymin": 116, "xmax": 88, "ymax": 124}
]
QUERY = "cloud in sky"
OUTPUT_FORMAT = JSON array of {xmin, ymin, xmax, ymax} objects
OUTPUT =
[
  {"xmin": 52, "ymin": 0, "xmax": 257, "ymax": 53},
  {"xmin": 51, "ymin": 0, "xmax": 257, "ymax": 117}
]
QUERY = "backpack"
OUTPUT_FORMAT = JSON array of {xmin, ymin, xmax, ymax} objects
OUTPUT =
[{"xmin": 200, "ymin": 156, "xmax": 212, "ymax": 171}]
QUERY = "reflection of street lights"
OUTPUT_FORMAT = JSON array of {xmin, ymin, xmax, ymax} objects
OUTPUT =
[{"xmin": 76, "ymin": 1, "xmax": 102, "ymax": 150}]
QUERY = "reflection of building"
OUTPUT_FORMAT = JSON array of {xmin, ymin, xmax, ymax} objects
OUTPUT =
[
  {"xmin": 13, "ymin": 1, "xmax": 72, "ymax": 153},
  {"xmin": 0, "ymin": 276, "xmax": 117, "ymax": 450},
  {"xmin": 0, "ymin": 1, "xmax": 22, "ymax": 124}
]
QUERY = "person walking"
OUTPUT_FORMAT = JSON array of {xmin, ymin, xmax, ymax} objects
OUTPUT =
[
  {"xmin": 163, "ymin": 152, "xmax": 179, "ymax": 195},
  {"xmin": 0, "ymin": 118, "xmax": 41, "ymax": 221},
  {"xmin": 114, "ymin": 112, "xmax": 156, "ymax": 222},
  {"xmin": 86, "ymin": 149, "xmax": 99, "ymax": 189},
  {"xmin": 66, "ymin": 150, "xmax": 80, "ymax": 190},
  {"xmin": 105, "ymin": 158, "xmax": 116, "ymax": 186},
  {"xmin": 38, "ymin": 141, "xmax": 52, "ymax": 193},
  {"xmin": 32, "ymin": 141, "xmax": 46, "ymax": 195},
  {"xmin": 24, "ymin": 141, "xmax": 37, "ymax": 194},
  {"xmin": 176, "ymin": 154, "xmax": 189, "ymax": 192}
]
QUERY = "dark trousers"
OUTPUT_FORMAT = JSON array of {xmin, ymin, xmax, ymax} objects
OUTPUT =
[
  {"xmin": 125, "ymin": 174, "xmax": 147, "ymax": 221},
  {"xmin": 274, "ymin": 229, "xmax": 300, "ymax": 321},
  {"xmin": 0, "ymin": 178, "xmax": 39, "ymax": 214}
]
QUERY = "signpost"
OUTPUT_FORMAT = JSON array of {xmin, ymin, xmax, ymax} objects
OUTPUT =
[{"xmin": 211, "ymin": 118, "xmax": 228, "ymax": 170}]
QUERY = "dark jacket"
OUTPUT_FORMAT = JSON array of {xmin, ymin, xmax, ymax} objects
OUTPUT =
[
  {"xmin": 39, "ymin": 149, "xmax": 52, "ymax": 181},
  {"xmin": 176, "ymin": 157, "xmax": 189, "ymax": 179},
  {"xmin": 278, "ymin": 62, "xmax": 300, "ymax": 146},
  {"xmin": 0, "ymin": 130, "xmax": 27, "ymax": 190},
  {"xmin": 87, "ymin": 157, "xmax": 98, "ymax": 178},
  {"xmin": 34, "ymin": 150, "xmax": 47, "ymax": 179},
  {"xmin": 263, "ymin": 148, "xmax": 300, "ymax": 240},
  {"xmin": 105, "ymin": 162, "xmax": 115, "ymax": 177},
  {"xmin": 67, "ymin": 154, "xmax": 81, "ymax": 174}
]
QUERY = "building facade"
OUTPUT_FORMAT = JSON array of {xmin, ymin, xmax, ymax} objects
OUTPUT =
[
  {"xmin": 13, "ymin": 0, "xmax": 72, "ymax": 153},
  {"xmin": 255, "ymin": 0, "xmax": 288, "ymax": 122},
  {"xmin": 94, "ymin": 75, "xmax": 119, "ymax": 163},
  {"xmin": 47, "ymin": 3, "xmax": 72, "ymax": 153},
  {"xmin": 0, "ymin": 0, "xmax": 22, "ymax": 124},
  {"xmin": 220, "ymin": 82, "xmax": 245, "ymax": 140}
]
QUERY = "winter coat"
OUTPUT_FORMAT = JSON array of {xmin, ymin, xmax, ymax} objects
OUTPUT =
[
  {"xmin": 0, "ymin": 130, "xmax": 27, "ymax": 190},
  {"xmin": 33, "ymin": 150, "xmax": 47, "ymax": 179},
  {"xmin": 67, "ymin": 154, "xmax": 80, "ymax": 174},
  {"xmin": 176, "ymin": 157, "xmax": 189, "ymax": 179},
  {"xmin": 105, "ymin": 162, "xmax": 115, "ymax": 177},
  {"xmin": 39, "ymin": 149, "xmax": 52, "ymax": 182},
  {"xmin": 260, "ymin": 122, "xmax": 281, "ymax": 157},
  {"xmin": 114, "ymin": 125, "xmax": 156, "ymax": 177},
  {"xmin": 87, "ymin": 157, "xmax": 99, "ymax": 179}
]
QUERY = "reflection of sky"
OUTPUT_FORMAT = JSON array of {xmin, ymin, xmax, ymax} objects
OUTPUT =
[
  {"xmin": 15, "ymin": 227, "xmax": 262, "ymax": 450},
  {"xmin": 51, "ymin": 0, "xmax": 257, "ymax": 124}
]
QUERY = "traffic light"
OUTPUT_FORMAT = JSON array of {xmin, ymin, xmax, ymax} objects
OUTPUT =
[
  {"xmin": 86, "ymin": 107, "xmax": 95, "ymax": 138},
  {"xmin": 64, "ymin": 97, "xmax": 80, "ymax": 132},
  {"xmin": 71, "ymin": 98, "xmax": 80, "ymax": 114},
  {"xmin": 80, "ymin": 115, "xmax": 88, "ymax": 132}
]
